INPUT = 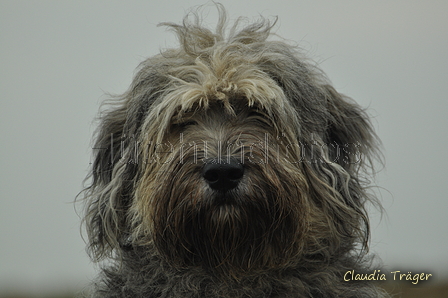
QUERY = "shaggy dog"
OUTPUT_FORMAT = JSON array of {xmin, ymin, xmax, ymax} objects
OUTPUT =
[{"xmin": 81, "ymin": 5, "xmax": 386, "ymax": 297}]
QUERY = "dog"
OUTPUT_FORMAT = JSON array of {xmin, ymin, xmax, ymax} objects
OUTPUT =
[{"xmin": 81, "ymin": 4, "xmax": 386, "ymax": 297}]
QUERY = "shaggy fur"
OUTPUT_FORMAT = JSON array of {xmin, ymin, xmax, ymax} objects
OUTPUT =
[{"xmin": 81, "ymin": 4, "xmax": 386, "ymax": 297}]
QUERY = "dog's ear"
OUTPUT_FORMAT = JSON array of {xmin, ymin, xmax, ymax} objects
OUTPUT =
[
  {"xmin": 81, "ymin": 61, "xmax": 169, "ymax": 260},
  {"xmin": 310, "ymin": 84, "xmax": 380, "ymax": 251},
  {"xmin": 323, "ymin": 85, "xmax": 378, "ymax": 173},
  {"xmin": 83, "ymin": 101, "xmax": 140, "ymax": 261}
]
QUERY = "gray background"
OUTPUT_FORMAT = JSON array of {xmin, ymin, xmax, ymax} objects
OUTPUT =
[{"xmin": 1, "ymin": 0, "xmax": 447, "ymax": 295}]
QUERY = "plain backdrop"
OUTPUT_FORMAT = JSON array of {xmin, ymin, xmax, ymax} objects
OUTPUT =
[{"xmin": 1, "ymin": 0, "xmax": 447, "ymax": 295}]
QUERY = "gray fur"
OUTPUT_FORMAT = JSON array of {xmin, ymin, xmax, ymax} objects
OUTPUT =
[{"xmin": 80, "ymin": 4, "xmax": 387, "ymax": 297}]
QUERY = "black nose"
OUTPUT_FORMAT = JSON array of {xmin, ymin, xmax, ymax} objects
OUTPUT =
[{"xmin": 202, "ymin": 157, "xmax": 244, "ymax": 191}]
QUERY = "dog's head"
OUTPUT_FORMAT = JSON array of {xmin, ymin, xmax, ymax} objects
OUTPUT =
[{"xmin": 82, "ymin": 5, "xmax": 380, "ymax": 278}]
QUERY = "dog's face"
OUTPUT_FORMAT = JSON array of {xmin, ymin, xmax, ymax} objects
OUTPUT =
[
  {"xmin": 137, "ymin": 98, "xmax": 309, "ymax": 276},
  {"xmin": 83, "ymin": 10, "xmax": 379, "ymax": 279}
]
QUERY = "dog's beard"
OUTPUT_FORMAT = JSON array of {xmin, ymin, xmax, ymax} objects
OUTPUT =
[{"xmin": 151, "ymin": 161, "xmax": 307, "ymax": 277}]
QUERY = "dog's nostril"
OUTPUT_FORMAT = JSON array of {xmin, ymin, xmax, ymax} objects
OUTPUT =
[
  {"xmin": 202, "ymin": 158, "xmax": 244, "ymax": 191},
  {"xmin": 203, "ymin": 170, "xmax": 220, "ymax": 183},
  {"xmin": 228, "ymin": 168, "xmax": 244, "ymax": 180}
]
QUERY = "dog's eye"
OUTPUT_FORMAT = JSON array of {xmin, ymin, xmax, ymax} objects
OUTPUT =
[
  {"xmin": 248, "ymin": 111, "xmax": 263, "ymax": 118},
  {"xmin": 248, "ymin": 111, "xmax": 270, "ymax": 124},
  {"xmin": 180, "ymin": 121, "xmax": 197, "ymax": 127},
  {"xmin": 247, "ymin": 110, "xmax": 272, "ymax": 126},
  {"xmin": 173, "ymin": 121, "xmax": 197, "ymax": 130}
]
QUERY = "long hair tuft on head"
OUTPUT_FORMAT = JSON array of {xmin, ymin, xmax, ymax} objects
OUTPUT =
[{"xmin": 158, "ymin": 3, "xmax": 277, "ymax": 56}]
